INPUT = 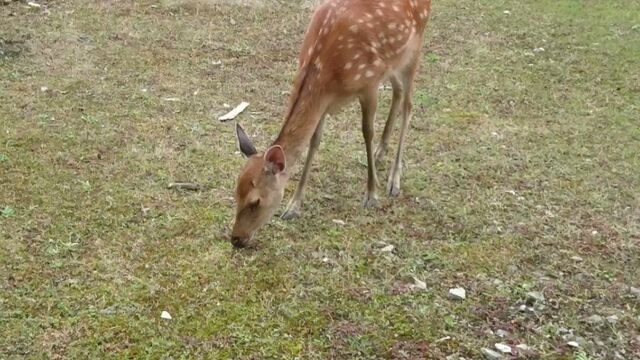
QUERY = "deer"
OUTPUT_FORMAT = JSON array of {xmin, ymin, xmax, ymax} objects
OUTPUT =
[{"xmin": 230, "ymin": 0, "xmax": 432, "ymax": 248}]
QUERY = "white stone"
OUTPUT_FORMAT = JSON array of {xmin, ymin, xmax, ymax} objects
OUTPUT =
[
  {"xmin": 448, "ymin": 287, "xmax": 466, "ymax": 300},
  {"xmin": 481, "ymin": 347, "xmax": 503, "ymax": 359},
  {"xmin": 380, "ymin": 245, "xmax": 395, "ymax": 252},
  {"xmin": 412, "ymin": 277, "xmax": 427, "ymax": 290},
  {"xmin": 495, "ymin": 343, "xmax": 512, "ymax": 354},
  {"xmin": 160, "ymin": 311, "xmax": 172, "ymax": 320}
]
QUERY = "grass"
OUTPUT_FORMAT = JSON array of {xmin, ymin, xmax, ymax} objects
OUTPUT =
[{"xmin": 1, "ymin": 0, "xmax": 639, "ymax": 358}]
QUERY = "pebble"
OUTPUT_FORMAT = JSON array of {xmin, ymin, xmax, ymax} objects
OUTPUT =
[
  {"xmin": 496, "ymin": 329, "xmax": 509, "ymax": 338},
  {"xmin": 332, "ymin": 219, "xmax": 345, "ymax": 226},
  {"xmin": 630, "ymin": 286, "xmax": 640, "ymax": 298},
  {"xmin": 567, "ymin": 341, "xmax": 579, "ymax": 348},
  {"xmin": 448, "ymin": 287, "xmax": 466, "ymax": 300},
  {"xmin": 160, "ymin": 310, "xmax": 172, "ymax": 320},
  {"xmin": 495, "ymin": 343, "xmax": 512, "ymax": 354},
  {"xmin": 515, "ymin": 344, "xmax": 531, "ymax": 351},
  {"xmin": 446, "ymin": 355, "xmax": 466, "ymax": 360},
  {"xmin": 571, "ymin": 255, "xmax": 583, "ymax": 262},
  {"xmin": 481, "ymin": 347, "xmax": 503, "ymax": 359},
  {"xmin": 412, "ymin": 277, "xmax": 427, "ymax": 290},
  {"xmin": 606, "ymin": 315, "xmax": 619, "ymax": 324},
  {"xmin": 526, "ymin": 291, "xmax": 545, "ymax": 305},
  {"xmin": 380, "ymin": 244, "xmax": 395, "ymax": 252}
]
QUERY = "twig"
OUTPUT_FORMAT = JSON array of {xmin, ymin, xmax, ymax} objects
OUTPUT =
[{"xmin": 167, "ymin": 182, "xmax": 202, "ymax": 191}]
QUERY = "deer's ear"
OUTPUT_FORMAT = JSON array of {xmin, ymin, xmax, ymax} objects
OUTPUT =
[
  {"xmin": 236, "ymin": 123, "xmax": 257, "ymax": 157},
  {"xmin": 264, "ymin": 145, "xmax": 286, "ymax": 175}
]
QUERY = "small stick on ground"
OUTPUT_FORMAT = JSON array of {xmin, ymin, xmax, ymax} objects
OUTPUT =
[{"xmin": 167, "ymin": 182, "xmax": 202, "ymax": 191}]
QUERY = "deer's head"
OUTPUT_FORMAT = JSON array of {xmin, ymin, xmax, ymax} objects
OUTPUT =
[{"xmin": 230, "ymin": 124, "xmax": 288, "ymax": 248}]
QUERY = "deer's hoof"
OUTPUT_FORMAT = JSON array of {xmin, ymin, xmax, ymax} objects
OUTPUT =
[
  {"xmin": 281, "ymin": 209, "xmax": 301, "ymax": 220},
  {"xmin": 363, "ymin": 195, "xmax": 380, "ymax": 209},
  {"xmin": 387, "ymin": 182, "xmax": 401, "ymax": 197}
]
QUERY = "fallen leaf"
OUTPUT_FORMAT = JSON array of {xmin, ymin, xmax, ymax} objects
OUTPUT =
[{"xmin": 219, "ymin": 102, "xmax": 250, "ymax": 122}]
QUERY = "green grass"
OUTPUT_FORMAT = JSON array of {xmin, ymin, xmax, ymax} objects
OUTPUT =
[{"xmin": 1, "ymin": 0, "xmax": 639, "ymax": 358}]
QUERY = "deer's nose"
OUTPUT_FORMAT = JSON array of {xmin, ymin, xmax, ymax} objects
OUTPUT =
[{"xmin": 230, "ymin": 235, "xmax": 247, "ymax": 248}]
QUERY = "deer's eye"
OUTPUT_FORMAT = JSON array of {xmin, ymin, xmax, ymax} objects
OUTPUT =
[{"xmin": 249, "ymin": 198, "xmax": 260, "ymax": 208}]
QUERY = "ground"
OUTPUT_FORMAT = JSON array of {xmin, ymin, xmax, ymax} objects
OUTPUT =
[{"xmin": 1, "ymin": 0, "xmax": 639, "ymax": 359}]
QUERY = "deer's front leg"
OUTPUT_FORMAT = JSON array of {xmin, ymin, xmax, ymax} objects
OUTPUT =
[
  {"xmin": 360, "ymin": 88, "xmax": 380, "ymax": 208},
  {"xmin": 281, "ymin": 116, "xmax": 326, "ymax": 220}
]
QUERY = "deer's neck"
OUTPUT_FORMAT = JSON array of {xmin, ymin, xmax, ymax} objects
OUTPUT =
[{"xmin": 272, "ymin": 78, "xmax": 330, "ymax": 168}]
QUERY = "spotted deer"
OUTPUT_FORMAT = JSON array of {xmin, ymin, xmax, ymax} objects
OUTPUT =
[{"xmin": 231, "ymin": 0, "xmax": 432, "ymax": 247}]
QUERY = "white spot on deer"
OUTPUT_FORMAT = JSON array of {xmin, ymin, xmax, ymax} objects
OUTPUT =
[
  {"xmin": 349, "ymin": 25, "xmax": 358, "ymax": 32},
  {"xmin": 338, "ymin": 44, "xmax": 344, "ymax": 49},
  {"xmin": 358, "ymin": 63, "xmax": 366, "ymax": 70},
  {"xmin": 366, "ymin": 22, "xmax": 374, "ymax": 28},
  {"xmin": 354, "ymin": 73, "xmax": 362, "ymax": 81},
  {"xmin": 388, "ymin": 23, "xmax": 397, "ymax": 30},
  {"xmin": 308, "ymin": 48, "xmax": 313, "ymax": 56},
  {"xmin": 364, "ymin": 12, "xmax": 373, "ymax": 19},
  {"xmin": 396, "ymin": 34, "xmax": 404, "ymax": 41},
  {"xmin": 345, "ymin": 62, "xmax": 353, "ymax": 70},
  {"xmin": 354, "ymin": 53, "xmax": 361, "ymax": 59},
  {"xmin": 373, "ymin": 59, "xmax": 383, "ymax": 67},
  {"xmin": 379, "ymin": 2, "xmax": 386, "ymax": 8},
  {"xmin": 365, "ymin": 70, "xmax": 375, "ymax": 78},
  {"xmin": 347, "ymin": 43, "xmax": 354, "ymax": 49},
  {"xmin": 338, "ymin": 35, "xmax": 344, "ymax": 41},
  {"xmin": 392, "ymin": 5, "xmax": 399, "ymax": 12},
  {"xmin": 376, "ymin": 9, "xmax": 383, "ymax": 16}
]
